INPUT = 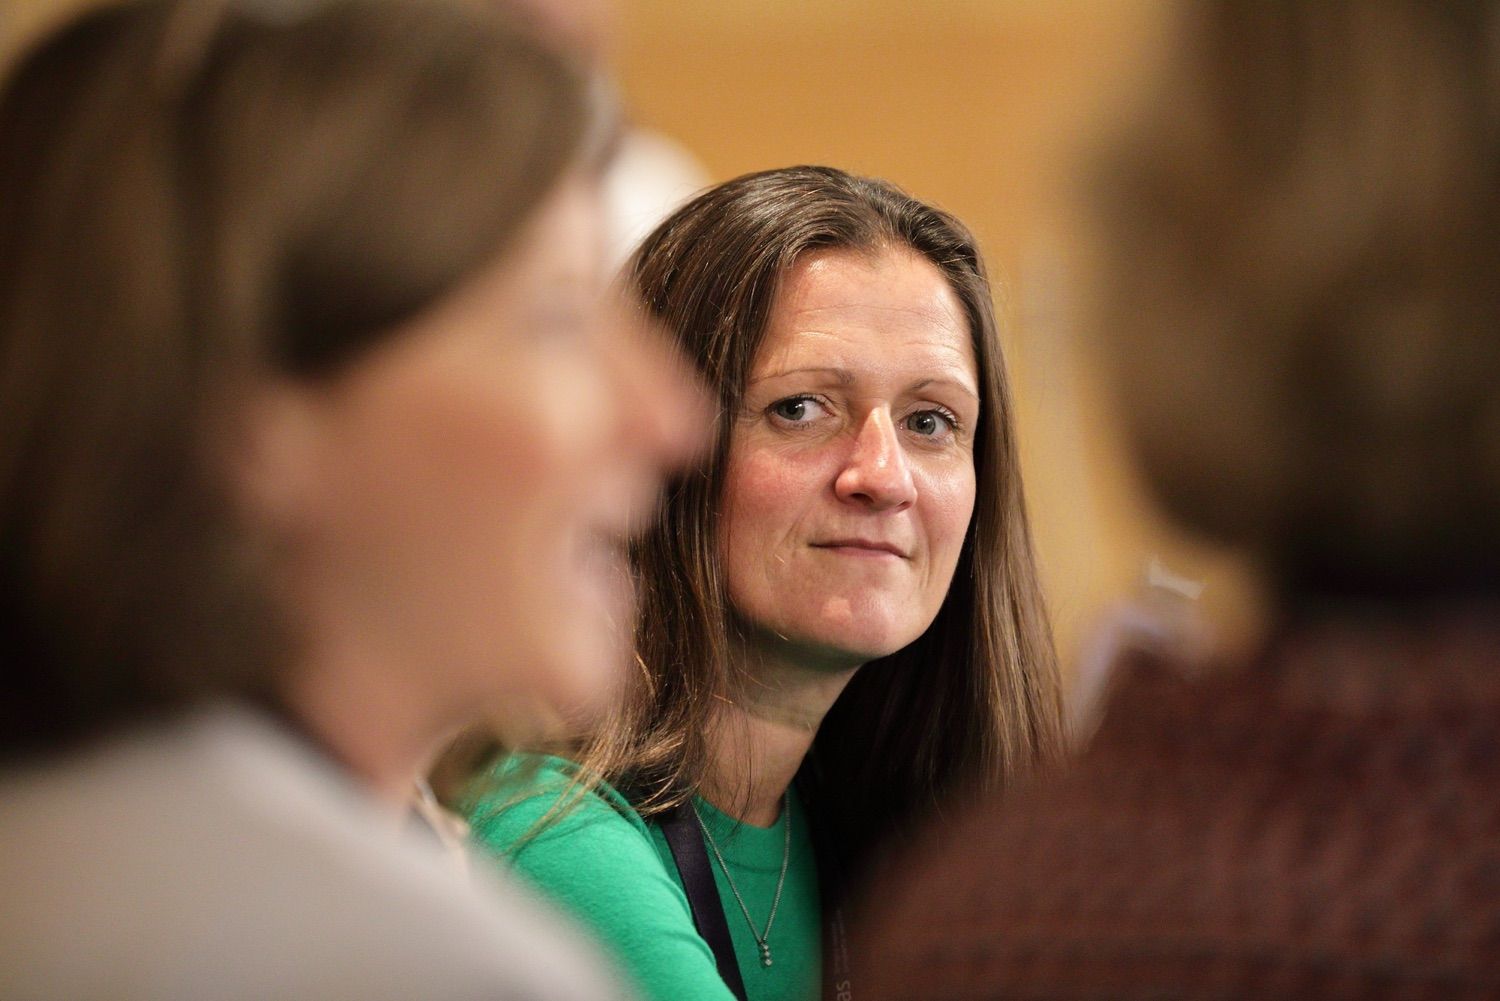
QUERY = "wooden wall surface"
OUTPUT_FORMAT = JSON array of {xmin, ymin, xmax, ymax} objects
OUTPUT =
[{"xmin": 1, "ymin": 0, "xmax": 1261, "ymax": 679}]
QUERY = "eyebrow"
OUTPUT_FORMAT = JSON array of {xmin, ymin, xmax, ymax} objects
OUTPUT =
[
  {"xmin": 749, "ymin": 366, "xmax": 980, "ymax": 402},
  {"xmin": 750, "ymin": 366, "xmax": 855, "ymax": 386}
]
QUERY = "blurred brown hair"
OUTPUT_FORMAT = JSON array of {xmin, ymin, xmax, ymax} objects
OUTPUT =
[
  {"xmin": 581, "ymin": 166, "xmax": 1064, "ymax": 872},
  {"xmin": 0, "ymin": 0, "xmax": 591, "ymax": 759},
  {"xmin": 1094, "ymin": 1, "xmax": 1500, "ymax": 598}
]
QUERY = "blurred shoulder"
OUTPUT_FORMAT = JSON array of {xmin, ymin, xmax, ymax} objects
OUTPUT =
[
  {"xmin": 0, "ymin": 707, "xmax": 628, "ymax": 1001},
  {"xmin": 853, "ymin": 612, "xmax": 1500, "ymax": 998}
]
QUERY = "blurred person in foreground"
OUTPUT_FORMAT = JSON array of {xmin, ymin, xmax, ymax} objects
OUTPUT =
[
  {"xmin": 853, "ymin": 2, "xmax": 1500, "ymax": 998},
  {"xmin": 487, "ymin": 0, "xmax": 709, "ymax": 269},
  {"xmin": 0, "ymin": 1, "xmax": 701, "ymax": 998}
]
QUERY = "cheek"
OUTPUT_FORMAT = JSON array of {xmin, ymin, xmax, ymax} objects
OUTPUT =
[
  {"xmin": 326, "ymin": 352, "xmax": 600, "ymax": 583},
  {"xmin": 918, "ymin": 463, "xmax": 977, "ymax": 565},
  {"xmin": 720, "ymin": 445, "xmax": 822, "ymax": 564},
  {"xmin": 438, "ymin": 355, "xmax": 607, "ymax": 518},
  {"xmin": 399, "ymin": 379, "xmax": 550, "ymax": 531}
]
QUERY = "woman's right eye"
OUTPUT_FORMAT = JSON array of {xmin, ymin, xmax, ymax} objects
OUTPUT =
[{"xmin": 768, "ymin": 396, "xmax": 826, "ymax": 425}]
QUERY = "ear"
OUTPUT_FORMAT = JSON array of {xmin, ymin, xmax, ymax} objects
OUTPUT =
[{"xmin": 221, "ymin": 381, "xmax": 327, "ymax": 533}]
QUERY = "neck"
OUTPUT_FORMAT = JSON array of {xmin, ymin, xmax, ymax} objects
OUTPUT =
[
  {"xmin": 704, "ymin": 639, "xmax": 861, "ymax": 827},
  {"xmin": 281, "ymin": 630, "xmax": 452, "ymax": 816}
]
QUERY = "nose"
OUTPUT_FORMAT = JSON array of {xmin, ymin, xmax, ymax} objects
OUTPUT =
[{"xmin": 834, "ymin": 409, "xmax": 916, "ymax": 511}]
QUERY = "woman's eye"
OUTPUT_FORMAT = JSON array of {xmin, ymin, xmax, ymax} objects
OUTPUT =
[
  {"xmin": 905, "ymin": 409, "xmax": 956, "ymax": 437},
  {"xmin": 769, "ymin": 396, "xmax": 825, "ymax": 424}
]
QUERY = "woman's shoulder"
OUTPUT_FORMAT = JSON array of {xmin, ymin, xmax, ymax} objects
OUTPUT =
[
  {"xmin": 1, "ymin": 713, "xmax": 631, "ymax": 1001},
  {"xmin": 464, "ymin": 753, "xmax": 652, "ymax": 857},
  {"xmin": 463, "ymin": 755, "xmax": 736, "ymax": 1001}
]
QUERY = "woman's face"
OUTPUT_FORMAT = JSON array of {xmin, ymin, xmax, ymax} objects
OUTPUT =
[
  {"xmin": 249, "ymin": 176, "xmax": 702, "ymax": 735},
  {"xmin": 721, "ymin": 246, "xmax": 979, "ymax": 668}
]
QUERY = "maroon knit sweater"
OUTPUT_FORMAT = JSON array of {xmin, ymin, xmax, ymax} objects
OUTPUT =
[{"xmin": 853, "ymin": 608, "xmax": 1500, "ymax": 1000}]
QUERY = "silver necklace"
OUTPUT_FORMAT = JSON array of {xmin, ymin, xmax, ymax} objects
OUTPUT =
[{"xmin": 692, "ymin": 794, "xmax": 791, "ymax": 968}]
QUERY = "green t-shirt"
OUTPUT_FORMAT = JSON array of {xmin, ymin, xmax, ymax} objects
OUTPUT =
[{"xmin": 466, "ymin": 756, "xmax": 821, "ymax": 1001}]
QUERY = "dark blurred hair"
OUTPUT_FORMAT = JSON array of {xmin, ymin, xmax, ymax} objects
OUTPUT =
[
  {"xmin": 1094, "ymin": 1, "xmax": 1500, "ymax": 599},
  {"xmin": 580, "ymin": 165, "xmax": 1064, "ymax": 870},
  {"xmin": 0, "ymin": 0, "xmax": 591, "ymax": 759}
]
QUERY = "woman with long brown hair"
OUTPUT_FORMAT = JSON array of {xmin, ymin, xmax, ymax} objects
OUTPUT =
[
  {"xmin": 0, "ymin": 1, "xmax": 700, "ymax": 996},
  {"xmin": 463, "ymin": 165, "xmax": 1064, "ymax": 1001}
]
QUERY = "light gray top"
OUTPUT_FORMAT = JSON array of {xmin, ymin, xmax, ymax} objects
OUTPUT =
[{"xmin": 0, "ymin": 704, "xmax": 633, "ymax": 1001}]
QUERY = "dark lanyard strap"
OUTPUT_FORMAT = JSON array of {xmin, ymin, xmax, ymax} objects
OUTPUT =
[{"xmin": 658, "ymin": 800, "xmax": 750, "ymax": 1001}]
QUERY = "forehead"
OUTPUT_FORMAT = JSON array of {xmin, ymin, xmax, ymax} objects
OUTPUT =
[{"xmin": 754, "ymin": 246, "xmax": 977, "ymax": 381}]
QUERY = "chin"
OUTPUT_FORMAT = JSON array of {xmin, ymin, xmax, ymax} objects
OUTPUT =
[
  {"xmin": 762, "ymin": 616, "xmax": 927, "ymax": 669},
  {"xmin": 832, "ymin": 632, "xmax": 921, "ymax": 664},
  {"xmin": 821, "ymin": 597, "xmax": 933, "ymax": 654}
]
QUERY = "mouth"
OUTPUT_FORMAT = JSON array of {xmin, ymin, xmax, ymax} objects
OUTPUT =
[{"xmin": 810, "ymin": 538, "xmax": 910, "ymax": 559}]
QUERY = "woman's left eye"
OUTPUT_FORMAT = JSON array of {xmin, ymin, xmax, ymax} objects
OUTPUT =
[{"xmin": 905, "ymin": 409, "xmax": 958, "ymax": 437}]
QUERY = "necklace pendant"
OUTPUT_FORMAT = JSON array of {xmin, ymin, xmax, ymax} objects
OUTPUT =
[{"xmin": 759, "ymin": 942, "xmax": 773, "ymax": 967}]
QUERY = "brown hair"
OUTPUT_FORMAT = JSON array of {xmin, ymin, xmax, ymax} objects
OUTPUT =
[
  {"xmin": 580, "ymin": 165, "xmax": 1064, "ymax": 870},
  {"xmin": 0, "ymin": 0, "xmax": 591, "ymax": 759},
  {"xmin": 1092, "ymin": 0, "xmax": 1500, "ymax": 599}
]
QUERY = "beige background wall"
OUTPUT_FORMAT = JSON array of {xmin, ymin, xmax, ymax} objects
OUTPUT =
[
  {"xmin": 610, "ymin": 0, "xmax": 1259, "ymax": 669},
  {"xmin": 1, "ymin": 0, "xmax": 1258, "ymax": 678}
]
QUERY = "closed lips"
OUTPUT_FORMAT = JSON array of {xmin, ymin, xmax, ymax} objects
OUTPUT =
[{"xmin": 811, "ymin": 539, "xmax": 909, "ymax": 558}]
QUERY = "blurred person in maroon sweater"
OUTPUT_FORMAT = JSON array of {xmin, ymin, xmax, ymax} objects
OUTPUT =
[{"xmin": 852, "ymin": 2, "xmax": 1500, "ymax": 998}]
